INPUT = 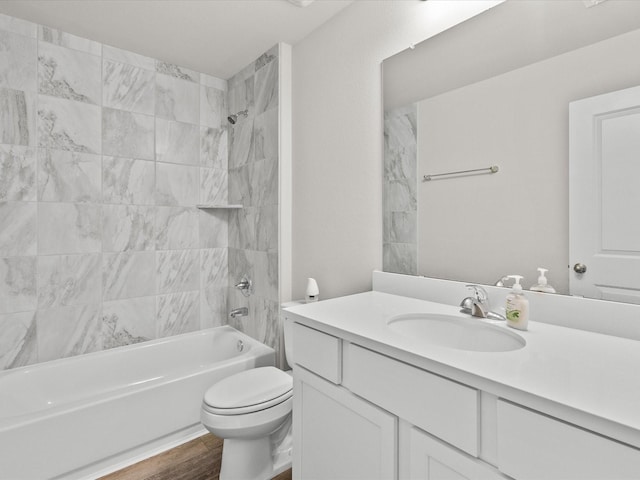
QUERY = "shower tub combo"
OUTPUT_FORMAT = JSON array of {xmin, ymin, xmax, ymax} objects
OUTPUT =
[{"xmin": 0, "ymin": 326, "xmax": 275, "ymax": 480}]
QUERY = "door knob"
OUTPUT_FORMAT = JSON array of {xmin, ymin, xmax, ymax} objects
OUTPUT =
[{"xmin": 573, "ymin": 263, "xmax": 587, "ymax": 274}]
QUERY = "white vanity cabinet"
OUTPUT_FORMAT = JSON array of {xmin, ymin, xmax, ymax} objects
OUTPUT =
[{"xmin": 290, "ymin": 320, "xmax": 640, "ymax": 480}]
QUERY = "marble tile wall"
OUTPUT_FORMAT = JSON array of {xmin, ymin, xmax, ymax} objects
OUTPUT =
[
  {"xmin": 226, "ymin": 46, "xmax": 281, "ymax": 363},
  {"xmin": 0, "ymin": 14, "xmax": 230, "ymax": 369},
  {"xmin": 383, "ymin": 104, "xmax": 418, "ymax": 275}
]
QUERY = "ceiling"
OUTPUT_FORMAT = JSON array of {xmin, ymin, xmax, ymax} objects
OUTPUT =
[{"xmin": 0, "ymin": 0, "xmax": 353, "ymax": 79}]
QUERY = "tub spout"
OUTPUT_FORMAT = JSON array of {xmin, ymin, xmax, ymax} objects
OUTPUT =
[{"xmin": 229, "ymin": 307, "xmax": 248, "ymax": 318}]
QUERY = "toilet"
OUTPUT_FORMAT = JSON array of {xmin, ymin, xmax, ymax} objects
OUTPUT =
[{"xmin": 201, "ymin": 314, "xmax": 295, "ymax": 480}]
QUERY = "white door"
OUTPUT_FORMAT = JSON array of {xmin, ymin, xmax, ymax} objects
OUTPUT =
[{"xmin": 569, "ymin": 85, "xmax": 640, "ymax": 303}]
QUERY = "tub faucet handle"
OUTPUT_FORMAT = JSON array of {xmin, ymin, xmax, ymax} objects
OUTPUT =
[{"xmin": 235, "ymin": 276, "xmax": 253, "ymax": 297}]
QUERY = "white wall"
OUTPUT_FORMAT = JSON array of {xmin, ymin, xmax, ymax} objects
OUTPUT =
[{"xmin": 291, "ymin": 1, "xmax": 500, "ymax": 300}]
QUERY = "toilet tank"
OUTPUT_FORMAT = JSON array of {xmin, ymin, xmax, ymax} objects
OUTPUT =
[{"xmin": 281, "ymin": 301, "xmax": 305, "ymax": 367}]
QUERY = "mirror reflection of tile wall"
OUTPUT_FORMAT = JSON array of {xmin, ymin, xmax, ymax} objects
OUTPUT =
[{"xmin": 383, "ymin": 104, "xmax": 417, "ymax": 275}]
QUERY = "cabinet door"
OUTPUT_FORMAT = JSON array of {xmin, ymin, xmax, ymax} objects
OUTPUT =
[
  {"xmin": 497, "ymin": 400, "xmax": 640, "ymax": 480},
  {"xmin": 293, "ymin": 367, "xmax": 397, "ymax": 480},
  {"xmin": 401, "ymin": 424, "xmax": 507, "ymax": 480}
]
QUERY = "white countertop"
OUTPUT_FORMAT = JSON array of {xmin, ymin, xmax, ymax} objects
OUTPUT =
[{"xmin": 285, "ymin": 291, "xmax": 640, "ymax": 449}]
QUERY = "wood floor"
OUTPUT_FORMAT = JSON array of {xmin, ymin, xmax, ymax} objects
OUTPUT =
[{"xmin": 99, "ymin": 434, "xmax": 292, "ymax": 480}]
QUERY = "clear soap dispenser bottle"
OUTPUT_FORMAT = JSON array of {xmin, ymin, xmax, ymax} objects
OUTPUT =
[
  {"xmin": 530, "ymin": 268, "xmax": 556, "ymax": 293},
  {"xmin": 505, "ymin": 275, "xmax": 529, "ymax": 331}
]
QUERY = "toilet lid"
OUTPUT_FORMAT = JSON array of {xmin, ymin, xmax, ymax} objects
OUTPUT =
[{"xmin": 203, "ymin": 367, "xmax": 292, "ymax": 412}]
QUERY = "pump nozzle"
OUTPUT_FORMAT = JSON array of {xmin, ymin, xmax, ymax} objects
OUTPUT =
[
  {"xmin": 507, "ymin": 275, "xmax": 523, "ymax": 292},
  {"xmin": 536, "ymin": 268, "xmax": 548, "ymax": 285}
]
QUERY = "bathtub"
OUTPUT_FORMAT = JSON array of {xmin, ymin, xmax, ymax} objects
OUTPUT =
[{"xmin": 0, "ymin": 326, "xmax": 275, "ymax": 480}]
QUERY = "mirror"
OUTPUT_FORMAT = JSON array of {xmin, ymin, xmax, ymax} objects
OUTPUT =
[{"xmin": 382, "ymin": 0, "xmax": 640, "ymax": 302}]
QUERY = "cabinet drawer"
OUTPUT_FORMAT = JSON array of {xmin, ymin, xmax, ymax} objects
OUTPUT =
[
  {"xmin": 343, "ymin": 343, "xmax": 479, "ymax": 456},
  {"xmin": 292, "ymin": 323, "xmax": 342, "ymax": 384},
  {"xmin": 497, "ymin": 400, "xmax": 640, "ymax": 480}
]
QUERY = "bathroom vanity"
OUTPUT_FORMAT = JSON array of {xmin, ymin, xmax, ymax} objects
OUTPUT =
[{"xmin": 283, "ymin": 272, "xmax": 640, "ymax": 480}]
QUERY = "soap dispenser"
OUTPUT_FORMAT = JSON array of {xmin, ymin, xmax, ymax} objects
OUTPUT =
[
  {"xmin": 530, "ymin": 268, "xmax": 556, "ymax": 293},
  {"xmin": 505, "ymin": 275, "xmax": 529, "ymax": 331}
]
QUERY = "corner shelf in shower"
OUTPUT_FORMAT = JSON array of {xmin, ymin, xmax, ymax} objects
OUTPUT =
[{"xmin": 197, "ymin": 204, "xmax": 243, "ymax": 209}]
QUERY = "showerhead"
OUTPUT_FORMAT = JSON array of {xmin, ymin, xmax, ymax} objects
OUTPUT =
[{"xmin": 227, "ymin": 109, "xmax": 248, "ymax": 125}]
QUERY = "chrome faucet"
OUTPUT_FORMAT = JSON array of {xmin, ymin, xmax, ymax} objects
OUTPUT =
[
  {"xmin": 234, "ymin": 276, "xmax": 253, "ymax": 297},
  {"xmin": 229, "ymin": 307, "xmax": 248, "ymax": 318},
  {"xmin": 460, "ymin": 285, "xmax": 506, "ymax": 321}
]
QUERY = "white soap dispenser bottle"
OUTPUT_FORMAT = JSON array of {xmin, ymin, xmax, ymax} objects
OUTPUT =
[
  {"xmin": 505, "ymin": 275, "xmax": 529, "ymax": 331},
  {"xmin": 305, "ymin": 278, "xmax": 319, "ymax": 303},
  {"xmin": 530, "ymin": 268, "xmax": 556, "ymax": 293}
]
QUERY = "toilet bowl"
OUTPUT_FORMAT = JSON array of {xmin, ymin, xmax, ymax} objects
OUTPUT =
[
  {"xmin": 201, "ymin": 366, "xmax": 293, "ymax": 480},
  {"xmin": 201, "ymin": 306, "xmax": 299, "ymax": 480}
]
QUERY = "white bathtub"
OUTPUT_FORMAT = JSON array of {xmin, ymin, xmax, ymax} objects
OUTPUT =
[{"xmin": 0, "ymin": 326, "xmax": 275, "ymax": 480}]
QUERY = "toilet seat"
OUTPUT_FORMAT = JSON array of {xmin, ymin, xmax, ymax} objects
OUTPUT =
[{"xmin": 203, "ymin": 367, "xmax": 293, "ymax": 415}]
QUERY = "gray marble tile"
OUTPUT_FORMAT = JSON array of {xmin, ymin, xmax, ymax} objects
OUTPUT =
[
  {"xmin": 103, "ymin": 60, "xmax": 155, "ymax": 115},
  {"xmin": 156, "ymin": 290, "xmax": 199, "ymax": 338},
  {"xmin": 38, "ymin": 149, "xmax": 101, "ymax": 202},
  {"xmin": 200, "ymin": 167, "xmax": 228, "ymax": 205},
  {"xmin": 248, "ymin": 296, "xmax": 280, "ymax": 351},
  {"xmin": 254, "ymin": 58, "xmax": 278, "ymax": 115},
  {"xmin": 0, "ymin": 311, "xmax": 37, "ymax": 369},
  {"xmin": 156, "ymin": 61, "xmax": 198, "ymax": 82},
  {"xmin": 37, "ymin": 253, "xmax": 101, "ymax": 308},
  {"xmin": 0, "ymin": 202, "xmax": 36, "ymax": 256},
  {"xmin": 0, "ymin": 13, "xmax": 37, "ymax": 38},
  {"xmin": 384, "ymin": 105, "xmax": 417, "ymax": 213},
  {"xmin": 200, "ymin": 73, "xmax": 226, "ymax": 90},
  {"xmin": 199, "ymin": 209, "xmax": 228, "ymax": 248},
  {"xmin": 200, "ymin": 85, "xmax": 225, "ymax": 128},
  {"xmin": 200, "ymin": 286, "xmax": 226, "ymax": 330},
  {"xmin": 200, "ymin": 126, "xmax": 227, "ymax": 170},
  {"xmin": 201, "ymin": 248, "xmax": 228, "ymax": 288},
  {"xmin": 229, "ymin": 157, "xmax": 277, "ymax": 208},
  {"xmin": 0, "ymin": 145, "xmax": 36, "ymax": 201},
  {"xmin": 36, "ymin": 303, "xmax": 101, "ymax": 362},
  {"xmin": 38, "ymin": 203, "xmax": 100, "ymax": 255},
  {"xmin": 155, "ymin": 74, "xmax": 199, "ymax": 124},
  {"xmin": 254, "ymin": 107, "xmax": 278, "ymax": 162},
  {"xmin": 0, "ymin": 30, "xmax": 37, "ymax": 92},
  {"xmin": 228, "ymin": 68, "xmax": 254, "ymax": 116},
  {"xmin": 228, "ymin": 207, "xmax": 256, "ymax": 251},
  {"xmin": 38, "ymin": 42, "xmax": 101, "ymax": 104},
  {"xmin": 228, "ymin": 247, "xmax": 252, "ymax": 289},
  {"xmin": 103, "ymin": 44, "xmax": 155, "ymax": 71},
  {"xmin": 155, "ymin": 162, "xmax": 198, "ymax": 206},
  {"xmin": 38, "ymin": 25, "xmax": 101, "ymax": 55},
  {"xmin": 385, "ymin": 211, "xmax": 417, "ymax": 244},
  {"xmin": 0, "ymin": 256, "xmax": 36, "ymax": 314},
  {"xmin": 102, "ymin": 204, "xmax": 155, "ymax": 252},
  {"xmin": 202, "ymin": 249, "xmax": 228, "ymax": 333},
  {"xmin": 228, "ymin": 117, "xmax": 254, "ymax": 169},
  {"xmin": 255, "ymin": 205, "xmax": 278, "ymax": 253},
  {"xmin": 155, "ymin": 118, "xmax": 199, "ymax": 165},
  {"xmin": 37, "ymin": 95, "xmax": 100, "ymax": 153},
  {"xmin": 103, "ymin": 251, "xmax": 155, "ymax": 301},
  {"xmin": 102, "ymin": 296, "xmax": 156, "ymax": 349},
  {"xmin": 1, "ymin": 88, "xmax": 36, "ymax": 146},
  {"xmin": 156, "ymin": 206, "xmax": 198, "ymax": 250},
  {"xmin": 255, "ymin": 45, "xmax": 278, "ymax": 71},
  {"xmin": 102, "ymin": 107, "xmax": 154, "ymax": 160},
  {"xmin": 102, "ymin": 156, "xmax": 155, "ymax": 205},
  {"xmin": 383, "ymin": 242, "xmax": 417, "ymax": 276},
  {"xmin": 251, "ymin": 250, "xmax": 278, "ymax": 300},
  {"xmin": 156, "ymin": 249, "xmax": 199, "ymax": 294}
]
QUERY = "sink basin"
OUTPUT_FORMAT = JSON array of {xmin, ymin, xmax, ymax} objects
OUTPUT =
[{"xmin": 387, "ymin": 314, "xmax": 525, "ymax": 352}]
